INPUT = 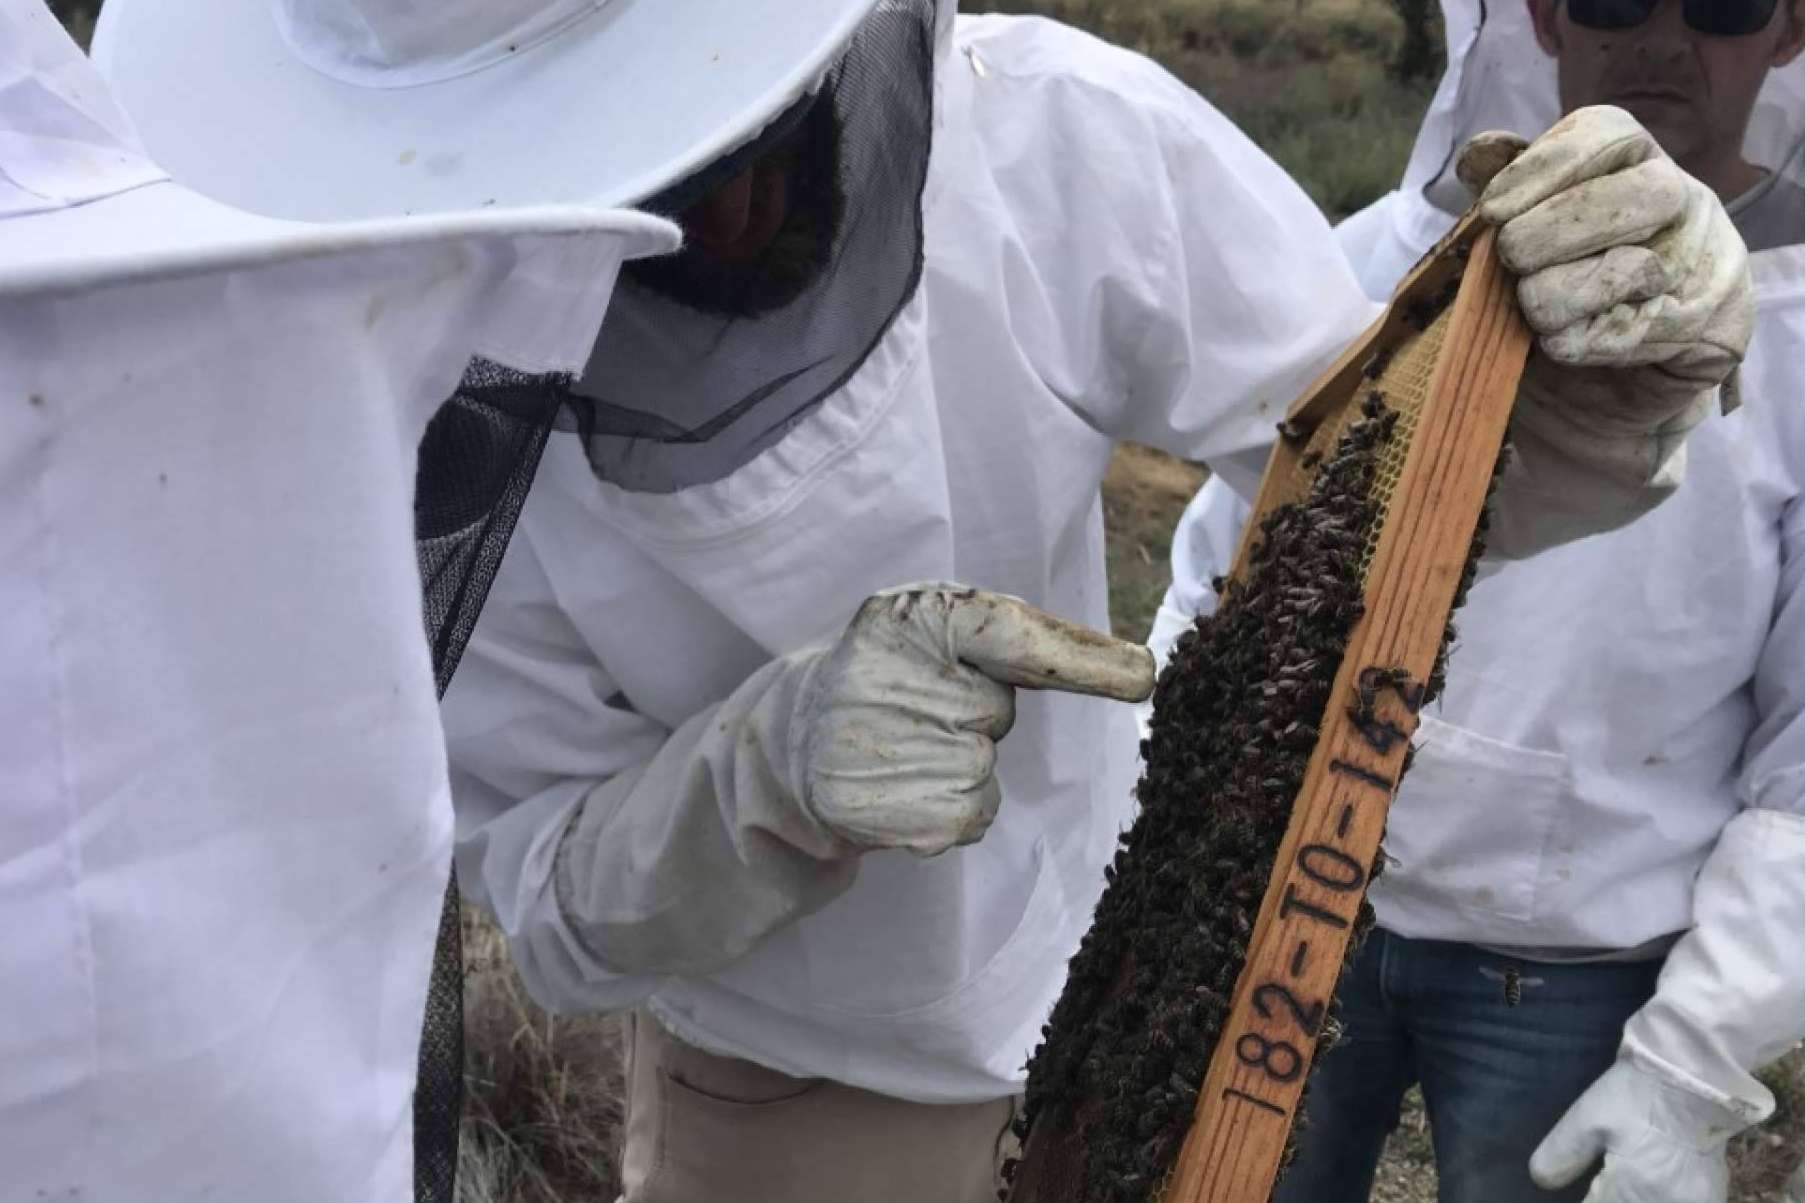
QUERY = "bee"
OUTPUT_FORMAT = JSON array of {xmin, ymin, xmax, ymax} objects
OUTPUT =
[{"xmin": 1480, "ymin": 964, "xmax": 1543, "ymax": 1007}]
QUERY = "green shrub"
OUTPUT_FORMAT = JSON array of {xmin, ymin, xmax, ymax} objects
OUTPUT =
[{"xmin": 980, "ymin": 0, "xmax": 1437, "ymax": 218}]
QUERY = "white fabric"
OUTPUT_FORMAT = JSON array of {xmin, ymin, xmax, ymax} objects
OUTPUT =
[
  {"xmin": 444, "ymin": 13, "xmax": 1380, "ymax": 1104},
  {"xmin": 0, "ymin": 0, "xmax": 163, "ymax": 215},
  {"xmin": 0, "ymin": 7, "xmax": 675, "ymax": 1200},
  {"xmin": 1145, "ymin": 481, "xmax": 1253, "ymax": 673},
  {"xmin": 2, "ymin": 179, "xmax": 676, "ymax": 370},
  {"xmin": 278, "ymin": 0, "xmax": 612, "ymax": 87},
  {"xmin": 1620, "ymin": 809, "xmax": 1805, "ymax": 1121},
  {"xmin": 548, "ymin": 585, "xmax": 1154, "ymax": 979},
  {"xmin": 1530, "ymin": 809, "xmax": 1805, "ymax": 1201},
  {"xmin": 93, "ymin": 0, "xmax": 880, "ymax": 218},
  {"xmin": 934, "ymin": 0, "xmax": 956, "ymax": 59}
]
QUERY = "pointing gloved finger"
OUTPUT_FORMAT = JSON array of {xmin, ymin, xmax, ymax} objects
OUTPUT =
[
  {"xmin": 1516, "ymin": 245, "xmax": 1670, "ymax": 335},
  {"xmin": 945, "ymin": 589, "xmax": 1156, "ymax": 702},
  {"xmin": 1494, "ymin": 160, "xmax": 1687, "ymax": 276},
  {"xmin": 1477, "ymin": 105, "xmax": 1663, "ymax": 225},
  {"xmin": 1455, "ymin": 130, "xmax": 1529, "ymax": 197}
]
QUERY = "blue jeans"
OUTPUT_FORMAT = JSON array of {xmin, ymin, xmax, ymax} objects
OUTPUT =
[{"xmin": 1272, "ymin": 928, "xmax": 1663, "ymax": 1203}]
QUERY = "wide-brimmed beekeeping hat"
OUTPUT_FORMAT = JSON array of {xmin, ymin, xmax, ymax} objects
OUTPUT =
[{"xmin": 91, "ymin": 0, "xmax": 886, "ymax": 219}]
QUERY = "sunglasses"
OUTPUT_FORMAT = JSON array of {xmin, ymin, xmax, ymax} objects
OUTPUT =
[{"xmin": 1568, "ymin": 0, "xmax": 1782, "ymax": 36}]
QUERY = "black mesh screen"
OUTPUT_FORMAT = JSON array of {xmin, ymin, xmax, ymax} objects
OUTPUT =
[
  {"xmin": 411, "ymin": 872, "xmax": 465, "ymax": 1203},
  {"xmin": 417, "ymin": 359, "xmax": 570, "ymax": 696},
  {"xmin": 411, "ymin": 359, "xmax": 575, "ymax": 1203},
  {"xmin": 566, "ymin": 0, "xmax": 937, "ymax": 493}
]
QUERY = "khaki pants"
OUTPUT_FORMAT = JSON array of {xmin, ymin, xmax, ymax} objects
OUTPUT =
[{"xmin": 620, "ymin": 1010, "xmax": 1016, "ymax": 1203}]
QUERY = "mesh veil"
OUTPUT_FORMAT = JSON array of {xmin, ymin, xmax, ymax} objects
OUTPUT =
[
  {"xmin": 567, "ymin": 0, "xmax": 936, "ymax": 494},
  {"xmin": 410, "ymin": 359, "xmax": 574, "ymax": 1203}
]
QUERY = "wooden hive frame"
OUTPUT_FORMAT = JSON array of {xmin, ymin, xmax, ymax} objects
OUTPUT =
[{"xmin": 1009, "ymin": 210, "xmax": 1532, "ymax": 1203}]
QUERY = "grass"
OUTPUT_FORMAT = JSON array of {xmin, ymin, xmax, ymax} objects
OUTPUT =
[{"xmin": 457, "ymin": 914, "xmax": 628, "ymax": 1203}]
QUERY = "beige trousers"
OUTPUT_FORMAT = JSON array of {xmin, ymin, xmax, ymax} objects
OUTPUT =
[{"xmin": 620, "ymin": 1010, "xmax": 1016, "ymax": 1203}]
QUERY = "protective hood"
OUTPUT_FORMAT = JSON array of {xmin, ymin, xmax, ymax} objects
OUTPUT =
[
  {"xmin": 1407, "ymin": 0, "xmax": 1805, "ymax": 220},
  {"xmin": 2, "ymin": 8, "xmax": 676, "ymax": 1203}
]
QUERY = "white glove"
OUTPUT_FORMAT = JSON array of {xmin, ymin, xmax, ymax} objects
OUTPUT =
[
  {"xmin": 1530, "ymin": 809, "xmax": 1805, "ymax": 1201},
  {"xmin": 1530, "ymin": 1054, "xmax": 1739, "ymax": 1202},
  {"xmin": 553, "ymin": 583, "xmax": 1154, "ymax": 975},
  {"xmin": 1456, "ymin": 107, "xmax": 1755, "ymax": 557},
  {"xmin": 800, "ymin": 584, "xmax": 1155, "ymax": 853}
]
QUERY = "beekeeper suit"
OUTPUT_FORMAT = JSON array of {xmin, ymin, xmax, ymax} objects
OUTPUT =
[
  {"xmin": 96, "ymin": 0, "xmax": 1758, "ymax": 1198},
  {"xmin": 1153, "ymin": 4, "xmax": 1805, "ymax": 1201},
  {"xmin": 0, "ymin": 6, "xmax": 676, "ymax": 1202}
]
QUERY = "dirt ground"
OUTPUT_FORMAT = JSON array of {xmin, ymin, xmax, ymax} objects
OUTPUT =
[{"xmin": 1101, "ymin": 443, "xmax": 1209, "ymax": 642}]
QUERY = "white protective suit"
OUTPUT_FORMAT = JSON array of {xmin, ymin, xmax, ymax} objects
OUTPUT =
[
  {"xmin": 0, "ymin": 6, "xmax": 675, "ymax": 1200},
  {"xmin": 1152, "ymin": 0, "xmax": 1805, "ymax": 1170},
  {"xmin": 445, "ymin": 10, "xmax": 1382, "ymax": 1104}
]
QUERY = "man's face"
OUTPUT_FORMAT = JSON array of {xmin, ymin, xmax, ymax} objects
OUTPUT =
[
  {"xmin": 624, "ymin": 94, "xmax": 845, "ymax": 320},
  {"xmin": 1527, "ymin": 0, "xmax": 1805, "ymax": 170}
]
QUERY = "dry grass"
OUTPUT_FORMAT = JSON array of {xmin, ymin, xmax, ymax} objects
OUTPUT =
[{"xmin": 457, "ymin": 912, "xmax": 626, "ymax": 1203}]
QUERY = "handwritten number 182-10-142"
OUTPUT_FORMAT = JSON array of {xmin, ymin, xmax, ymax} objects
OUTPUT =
[{"xmin": 1219, "ymin": 665, "xmax": 1420, "ymax": 1118}]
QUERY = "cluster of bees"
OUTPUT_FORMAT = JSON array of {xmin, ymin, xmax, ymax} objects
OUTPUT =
[
  {"xmin": 1009, "ymin": 392, "xmax": 1399, "ymax": 1203},
  {"xmin": 1006, "ymin": 213, "xmax": 1512, "ymax": 1197}
]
